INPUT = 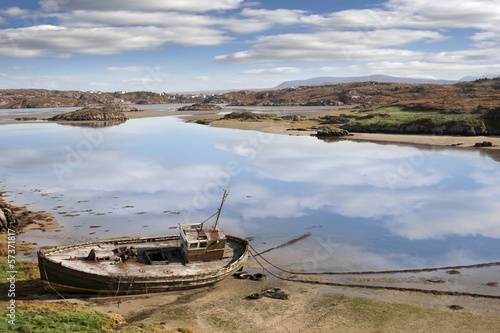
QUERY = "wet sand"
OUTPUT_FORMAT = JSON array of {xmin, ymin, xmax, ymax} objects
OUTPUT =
[{"xmin": 39, "ymin": 263, "xmax": 500, "ymax": 332}]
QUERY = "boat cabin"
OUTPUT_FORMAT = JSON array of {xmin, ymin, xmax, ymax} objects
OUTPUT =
[{"xmin": 179, "ymin": 223, "xmax": 226, "ymax": 263}]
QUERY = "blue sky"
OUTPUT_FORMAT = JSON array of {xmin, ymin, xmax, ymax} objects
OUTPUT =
[{"xmin": 0, "ymin": 0, "xmax": 499, "ymax": 92}]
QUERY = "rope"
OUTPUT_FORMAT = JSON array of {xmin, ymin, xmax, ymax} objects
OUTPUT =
[
  {"xmin": 200, "ymin": 211, "xmax": 219, "ymax": 225},
  {"xmin": 111, "ymin": 276, "xmax": 122, "ymax": 302},
  {"xmin": 248, "ymin": 248, "xmax": 500, "ymax": 300},
  {"xmin": 125, "ymin": 276, "xmax": 134, "ymax": 296},
  {"xmin": 42, "ymin": 261, "xmax": 66, "ymax": 300},
  {"xmin": 249, "ymin": 244, "xmax": 500, "ymax": 276}
]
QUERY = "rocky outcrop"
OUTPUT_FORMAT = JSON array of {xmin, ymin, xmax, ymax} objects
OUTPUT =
[
  {"xmin": 0, "ymin": 206, "xmax": 18, "ymax": 232},
  {"xmin": 277, "ymin": 115, "xmax": 308, "ymax": 121},
  {"xmin": 107, "ymin": 106, "xmax": 142, "ymax": 112},
  {"xmin": 47, "ymin": 106, "xmax": 129, "ymax": 122},
  {"xmin": 223, "ymin": 112, "xmax": 277, "ymax": 121},
  {"xmin": 314, "ymin": 128, "xmax": 349, "ymax": 137},
  {"xmin": 15, "ymin": 117, "xmax": 38, "ymax": 121},
  {"xmin": 1, "ymin": 194, "xmax": 58, "ymax": 232},
  {"xmin": 318, "ymin": 116, "xmax": 352, "ymax": 124},
  {"xmin": 343, "ymin": 119, "xmax": 488, "ymax": 136},
  {"xmin": 475, "ymin": 141, "xmax": 494, "ymax": 147},
  {"xmin": 178, "ymin": 103, "xmax": 222, "ymax": 111}
]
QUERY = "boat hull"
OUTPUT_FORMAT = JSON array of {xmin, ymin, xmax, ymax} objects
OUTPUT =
[{"xmin": 38, "ymin": 235, "xmax": 248, "ymax": 295}]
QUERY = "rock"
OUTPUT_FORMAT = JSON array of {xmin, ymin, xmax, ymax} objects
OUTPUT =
[
  {"xmin": 0, "ymin": 207, "xmax": 18, "ymax": 232},
  {"xmin": 277, "ymin": 115, "xmax": 308, "ymax": 121},
  {"xmin": 0, "ymin": 208, "xmax": 6, "ymax": 228},
  {"xmin": 223, "ymin": 112, "xmax": 277, "ymax": 121},
  {"xmin": 15, "ymin": 117, "xmax": 38, "ymax": 121},
  {"xmin": 109, "ymin": 106, "xmax": 142, "ymax": 112},
  {"xmin": 314, "ymin": 128, "xmax": 349, "ymax": 137},
  {"xmin": 318, "ymin": 116, "xmax": 352, "ymax": 124},
  {"xmin": 194, "ymin": 120, "xmax": 210, "ymax": 125},
  {"xmin": 47, "ymin": 106, "xmax": 128, "ymax": 122},
  {"xmin": 178, "ymin": 103, "xmax": 222, "ymax": 111},
  {"xmin": 475, "ymin": 141, "xmax": 493, "ymax": 147}
]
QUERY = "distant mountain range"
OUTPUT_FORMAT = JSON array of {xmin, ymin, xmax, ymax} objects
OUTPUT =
[{"xmin": 274, "ymin": 74, "xmax": 500, "ymax": 89}]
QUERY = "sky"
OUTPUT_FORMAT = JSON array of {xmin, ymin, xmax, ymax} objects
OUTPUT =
[{"xmin": 0, "ymin": 0, "xmax": 499, "ymax": 92}]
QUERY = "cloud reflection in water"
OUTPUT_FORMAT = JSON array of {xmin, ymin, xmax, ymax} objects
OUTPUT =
[{"xmin": 1, "ymin": 116, "xmax": 500, "ymax": 269}]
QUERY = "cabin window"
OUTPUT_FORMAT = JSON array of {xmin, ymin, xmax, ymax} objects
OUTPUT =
[
  {"xmin": 199, "ymin": 242, "xmax": 207, "ymax": 248},
  {"xmin": 190, "ymin": 242, "xmax": 198, "ymax": 249}
]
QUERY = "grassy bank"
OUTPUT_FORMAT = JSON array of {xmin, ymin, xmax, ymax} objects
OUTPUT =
[
  {"xmin": 0, "ymin": 301, "xmax": 117, "ymax": 332},
  {"xmin": 341, "ymin": 106, "xmax": 498, "ymax": 135}
]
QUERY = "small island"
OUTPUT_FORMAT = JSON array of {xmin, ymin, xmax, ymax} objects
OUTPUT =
[
  {"xmin": 47, "ymin": 106, "xmax": 133, "ymax": 121},
  {"xmin": 177, "ymin": 103, "xmax": 222, "ymax": 111}
]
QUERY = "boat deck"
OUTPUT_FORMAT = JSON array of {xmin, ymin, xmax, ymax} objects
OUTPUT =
[{"xmin": 41, "ymin": 236, "xmax": 246, "ymax": 278}]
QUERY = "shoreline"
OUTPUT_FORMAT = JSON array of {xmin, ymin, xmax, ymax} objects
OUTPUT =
[
  {"xmin": 205, "ymin": 117, "xmax": 500, "ymax": 151},
  {"xmin": 0, "ymin": 192, "xmax": 59, "ymax": 233},
  {"xmin": 5, "ymin": 105, "xmax": 500, "ymax": 152}
]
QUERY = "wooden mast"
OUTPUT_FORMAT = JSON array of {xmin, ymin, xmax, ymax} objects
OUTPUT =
[{"xmin": 213, "ymin": 189, "xmax": 228, "ymax": 230}]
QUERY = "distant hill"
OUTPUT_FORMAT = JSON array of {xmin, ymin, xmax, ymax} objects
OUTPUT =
[
  {"xmin": 274, "ymin": 75, "xmax": 458, "ymax": 89},
  {"xmin": 459, "ymin": 73, "xmax": 500, "ymax": 82}
]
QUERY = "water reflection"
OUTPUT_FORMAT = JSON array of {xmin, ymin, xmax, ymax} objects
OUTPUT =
[
  {"xmin": 1, "ymin": 116, "xmax": 500, "ymax": 270},
  {"xmin": 54, "ymin": 120, "xmax": 127, "ymax": 128}
]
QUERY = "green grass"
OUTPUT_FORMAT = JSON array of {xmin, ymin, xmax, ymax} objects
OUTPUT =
[
  {"xmin": 482, "ymin": 108, "xmax": 500, "ymax": 134},
  {"xmin": 0, "ymin": 302, "xmax": 113, "ymax": 333},
  {"xmin": 0, "ymin": 256, "xmax": 40, "ymax": 282},
  {"xmin": 342, "ymin": 106, "xmax": 487, "ymax": 133}
]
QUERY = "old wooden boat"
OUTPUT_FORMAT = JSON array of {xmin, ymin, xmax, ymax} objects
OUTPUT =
[{"xmin": 38, "ymin": 191, "xmax": 249, "ymax": 294}]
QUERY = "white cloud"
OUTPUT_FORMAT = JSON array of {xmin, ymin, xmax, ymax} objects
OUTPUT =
[
  {"xmin": 55, "ymin": 10, "xmax": 219, "ymax": 28},
  {"xmin": 105, "ymin": 66, "xmax": 166, "ymax": 73},
  {"xmin": 347, "ymin": 60, "xmax": 500, "ymax": 79},
  {"xmin": 53, "ymin": 10, "xmax": 274, "ymax": 34},
  {"xmin": 240, "ymin": 67, "xmax": 303, "ymax": 75},
  {"xmin": 241, "ymin": 8, "xmax": 311, "ymax": 24},
  {"xmin": 10, "ymin": 65, "xmax": 36, "ymax": 71},
  {"xmin": 195, "ymin": 76, "xmax": 215, "ymax": 82},
  {"xmin": 0, "ymin": 25, "xmax": 230, "ymax": 58},
  {"xmin": 309, "ymin": 0, "xmax": 500, "ymax": 31},
  {"xmin": 384, "ymin": 0, "xmax": 500, "ymax": 30},
  {"xmin": 215, "ymin": 29, "xmax": 444, "ymax": 63},
  {"xmin": 122, "ymin": 77, "xmax": 164, "ymax": 85},
  {"xmin": 39, "ymin": 0, "xmax": 244, "ymax": 13},
  {"xmin": 1, "ymin": 7, "xmax": 30, "ymax": 17}
]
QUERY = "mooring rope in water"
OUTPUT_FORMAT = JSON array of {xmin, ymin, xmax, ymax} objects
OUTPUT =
[
  {"xmin": 248, "ymin": 246, "xmax": 500, "ymax": 300},
  {"xmin": 249, "ymin": 244, "xmax": 500, "ymax": 276}
]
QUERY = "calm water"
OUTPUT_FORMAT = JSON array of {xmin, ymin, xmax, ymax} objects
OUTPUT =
[{"xmin": 1, "ymin": 111, "xmax": 500, "ymax": 272}]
